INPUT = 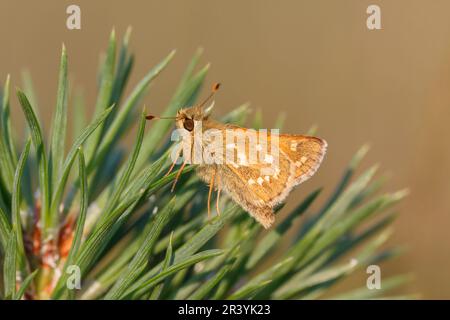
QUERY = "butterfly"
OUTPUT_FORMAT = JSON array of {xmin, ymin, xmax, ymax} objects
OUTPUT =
[{"xmin": 147, "ymin": 84, "xmax": 327, "ymax": 228}]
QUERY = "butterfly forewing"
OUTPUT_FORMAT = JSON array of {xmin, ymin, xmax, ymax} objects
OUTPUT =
[{"xmin": 278, "ymin": 134, "xmax": 327, "ymax": 185}]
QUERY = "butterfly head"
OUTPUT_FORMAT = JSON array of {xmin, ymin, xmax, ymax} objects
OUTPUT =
[
  {"xmin": 174, "ymin": 106, "xmax": 205, "ymax": 131},
  {"xmin": 146, "ymin": 83, "xmax": 220, "ymax": 132}
]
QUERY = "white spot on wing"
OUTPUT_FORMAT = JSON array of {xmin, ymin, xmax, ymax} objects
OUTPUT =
[
  {"xmin": 257, "ymin": 177, "xmax": 264, "ymax": 185},
  {"xmin": 290, "ymin": 142, "xmax": 297, "ymax": 151},
  {"xmin": 248, "ymin": 178, "xmax": 255, "ymax": 185},
  {"xmin": 264, "ymin": 154, "xmax": 274, "ymax": 164},
  {"xmin": 238, "ymin": 153, "xmax": 247, "ymax": 165}
]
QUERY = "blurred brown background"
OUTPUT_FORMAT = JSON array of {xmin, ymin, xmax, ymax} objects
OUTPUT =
[{"xmin": 1, "ymin": 0, "xmax": 449, "ymax": 298}]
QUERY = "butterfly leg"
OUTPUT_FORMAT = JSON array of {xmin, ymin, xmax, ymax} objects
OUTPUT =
[
  {"xmin": 171, "ymin": 159, "xmax": 187, "ymax": 192},
  {"xmin": 165, "ymin": 146, "xmax": 182, "ymax": 177},
  {"xmin": 216, "ymin": 175, "xmax": 221, "ymax": 216},
  {"xmin": 207, "ymin": 168, "xmax": 217, "ymax": 220}
]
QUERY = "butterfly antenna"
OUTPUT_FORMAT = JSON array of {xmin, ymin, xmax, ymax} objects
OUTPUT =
[
  {"xmin": 198, "ymin": 83, "xmax": 221, "ymax": 109},
  {"xmin": 145, "ymin": 115, "xmax": 177, "ymax": 121}
]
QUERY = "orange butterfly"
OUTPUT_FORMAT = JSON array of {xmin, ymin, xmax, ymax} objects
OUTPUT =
[{"xmin": 147, "ymin": 84, "xmax": 327, "ymax": 228}]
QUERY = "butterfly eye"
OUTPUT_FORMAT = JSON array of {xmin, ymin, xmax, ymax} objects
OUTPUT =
[{"xmin": 183, "ymin": 118, "xmax": 194, "ymax": 131}]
